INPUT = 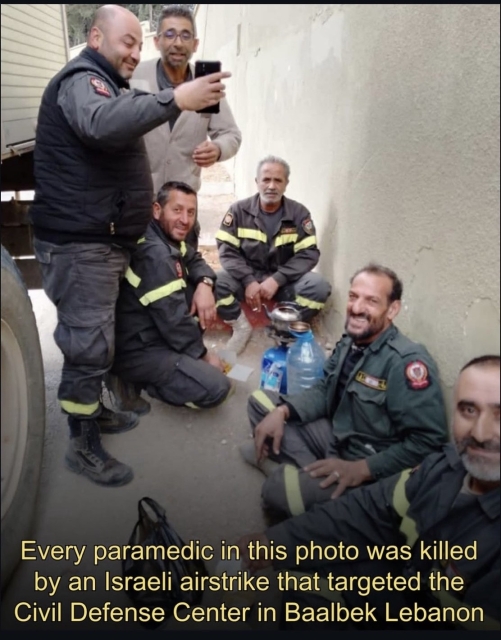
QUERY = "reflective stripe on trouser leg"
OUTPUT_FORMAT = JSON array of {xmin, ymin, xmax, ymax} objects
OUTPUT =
[
  {"xmin": 247, "ymin": 389, "xmax": 280, "ymax": 431},
  {"xmin": 33, "ymin": 240, "xmax": 129, "ymax": 415},
  {"xmin": 215, "ymin": 269, "xmax": 245, "ymax": 321},
  {"xmin": 276, "ymin": 272, "xmax": 332, "ymax": 320}
]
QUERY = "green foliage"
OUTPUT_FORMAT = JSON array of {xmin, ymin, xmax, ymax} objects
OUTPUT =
[{"xmin": 66, "ymin": 4, "xmax": 195, "ymax": 47}]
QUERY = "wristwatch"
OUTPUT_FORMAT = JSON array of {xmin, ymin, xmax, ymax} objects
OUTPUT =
[{"xmin": 200, "ymin": 277, "xmax": 215, "ymax": 289}]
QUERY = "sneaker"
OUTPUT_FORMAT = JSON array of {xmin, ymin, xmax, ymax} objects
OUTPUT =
[
  {"xmin": 97, "ymin": 406, "xmax": 140, "ymax": 434},
  {"xmin": 239, "ymin": 440, "xmax": 280, "ymax": 477},
  {"xmin": 65, "ymin": 419, "xmax": 134, "ymax": 487},
  {"xmin": 225, "ymin": 312, "xmax": 253, "ymax": 355},
  {"xmin": 105, "ymin": 373, "xmax": 151, "ymax": 416}
]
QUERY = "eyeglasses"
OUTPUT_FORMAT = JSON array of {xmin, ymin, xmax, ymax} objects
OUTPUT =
[{"xmin": 160, "ymin": 29, "xmax": 194, "ymax": 42}]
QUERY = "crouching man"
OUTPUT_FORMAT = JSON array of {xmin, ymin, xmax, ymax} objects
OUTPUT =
[{"xmin": 109, "ymin": 181, "xmax": 232, "ymax": 410}]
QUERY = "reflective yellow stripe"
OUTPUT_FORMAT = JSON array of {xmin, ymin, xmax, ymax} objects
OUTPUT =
[
  {"xmin": 251, "ymin": 389, "xmax": 276, "ymax": 413},
  {"xmin": 185, "ymin": 402, "xmax": 201, "ymax": 410},
  {"xmin": 392, "ymin": 468, "xmax": 419, "ymax": 547},
  {"xmin": 216, "ymin": 295, "xmax": 236, "ymax": 308},
  {"xmin": 286, "ymin": 571, "xmax": 346, "ymax": 604},
  {"xmin": 216, "ymin": 230, "xmax": 240, "ymax": 247},
  {"xmin": 137, "ymin": 237, "xmax": 146, "ymax": 244},
  {"xmin": 60, "ymin": 400, "xmax": 100, "ymax": 416},
  {"xmin": 275, "ymin": 233, "xmax": 298, "ymax": 248},
  {"xmin": 294, "ymin": 235, "xmax": 317, "ymax": 253},
  {"xmin": 284, "ymin": 464, "xmax": 305, "ymax": 516},
  {"xmin": 139, "ymin": 279, "xmax": 186, "ymax": 306},
  {"xmin": 295, "ymin": 295, "xmax": 325, "ymax": 311},
  {"xmin": 126, "ymin": 267, "xmax": 141, "ymax": 288},
  {"xmin": 238, "ymin": 228, "xmax": 267, "ymax": 243},
  {"xmin": 180, "ymin": 241, "xmax": 187, "ymax": 257}
]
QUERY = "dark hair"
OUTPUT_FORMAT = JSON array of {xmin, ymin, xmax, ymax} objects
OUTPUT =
[
  {"xmin": 461, "ymin": 355, "xmax": 501, "ymax": 372},
  {"xmin": 157, "ymin": 4, "xmax": 196, "ymax": 36},
  {"xmin": 156, "ymin": 181, "xmax": 197, "ymax": 208},
  {"xmin": 350, "ymin": 263, "xmax": 403, "ymax": 302}
]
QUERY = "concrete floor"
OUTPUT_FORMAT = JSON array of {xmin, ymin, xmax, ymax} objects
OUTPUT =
[
  {"xmin": 1, "ymin": 167, "xmax": 333, "ymax": 631},
  {"xmin": 1, "ymin": 169, "xmax": 270, "ymax": 631}
]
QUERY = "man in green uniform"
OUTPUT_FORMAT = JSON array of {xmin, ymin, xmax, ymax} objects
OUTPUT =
[
  {"xmin": 238, "ymin": 355, "xmax": 500, "ymax": 630},
  {"xmin": 244, "ymin": 263, "xmax": 448, "ymax": 518}
]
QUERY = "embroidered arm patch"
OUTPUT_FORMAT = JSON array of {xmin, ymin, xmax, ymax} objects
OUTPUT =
[{"xmin": 90, "ymin": 77, "xmax": 112, "ymax": 98}]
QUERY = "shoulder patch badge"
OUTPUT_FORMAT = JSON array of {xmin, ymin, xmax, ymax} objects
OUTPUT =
[
  {"xmin": 175, "ymin": 261, "xmax": 183, "ymax": 279},
  {"xmin": 355, "ymin": 371, "xmax": 387, "ymax": 391},
  {"xmin": 302, "ymin": 218, "xmax": 314, "ymax": 235},
  {"xmin": 90, "ymin": 77, "xmax": 112, "ymax": 98},
  {"xmin": 222, "ymin": 211, "xmax": 233, "ymax": 227},
  {"xmin": 405, "ymin": 360, "xmax": 430, "ymax": 390}
]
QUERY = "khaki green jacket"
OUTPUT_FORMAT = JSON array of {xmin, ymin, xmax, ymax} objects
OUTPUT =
[{"xmin": 286, "ymin": 324, "xmax": 448, "ymax": 479}]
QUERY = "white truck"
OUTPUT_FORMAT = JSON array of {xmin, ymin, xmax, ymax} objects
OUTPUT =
[{"xmin": 1, "ymin": 3, "xmax": 69, "ymax": 588}]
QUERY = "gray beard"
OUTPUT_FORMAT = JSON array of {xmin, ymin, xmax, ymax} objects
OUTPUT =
[{"xmin": 460, "ymin": 452, "xmax": 500, "ymax": 483}]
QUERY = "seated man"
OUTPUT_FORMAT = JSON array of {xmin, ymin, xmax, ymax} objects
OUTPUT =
[
  {"xmin": 238, "ymin": 355, "xmax": 501, "ymax": 630},
  {"xmin": 215, "ymin": 155, "xmax": 332, "ymax": 354},
  {"xmin": 244, "ymin": 263, "xmax": 448, "ymax": 518},
  {"xmin": 109, "ymin": 181, "xmax": 232, "ymax": 411}
]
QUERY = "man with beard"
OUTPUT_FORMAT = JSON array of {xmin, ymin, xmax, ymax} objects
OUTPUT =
[
  {"xmin": 130, "ymin": 4, "xmax": 242, "ymax": 248},
  {"xmin": 238, "ymin": 356, "xmax": 500, "ymax": 630},
  {"xmin": 112, "ymin": 181, "xmax": 232, "ymax": 412},
  {"xmin": 243, "ymin": 263, "xmax": 447, "ymax": 518},
  {"xmin": 30, "ymin": 5, "xmax": 231, "ymax": 487}
]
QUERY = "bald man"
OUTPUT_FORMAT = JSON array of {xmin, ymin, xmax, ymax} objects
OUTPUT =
[{"xmin": 30, "ymin": 5, "xmax": 232, "ymax": 487}]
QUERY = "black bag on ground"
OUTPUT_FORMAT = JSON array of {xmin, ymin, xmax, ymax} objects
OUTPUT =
[{"xmin": 122, "ymin": 497, "xmax": 208, "ymax": 629}]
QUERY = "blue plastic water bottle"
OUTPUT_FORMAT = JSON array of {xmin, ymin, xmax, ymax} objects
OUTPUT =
[
  {"xmin": 260, "ymin": 344, "xmax": 288, "ymax": 394},
  {"xmin": 286, "ymin": 327, "xmax": 325, "ymax": 395}
]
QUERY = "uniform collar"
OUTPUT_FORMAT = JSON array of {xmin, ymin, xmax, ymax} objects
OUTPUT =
[
  {"xmin": 245, "ymin": 193, "xmax": 292, "ymax": 219},
  {"xmin": 445, "ymin": 443, "xmax": 500, "ymax": 519},
  {"xmin": 149, "ymin": 219, "xmax": 182, "ymax": 251},
  {"xmin": 80, "ymin": 47, "xmax": 130, "ymax": 90},
  {"xmin": 346, "ymin": 324, "xmax": 398, "ymax": 354}
]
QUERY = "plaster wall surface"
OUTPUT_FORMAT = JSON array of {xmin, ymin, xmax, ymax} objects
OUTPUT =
[{"xmin": 197, "ymin": 3, "xmax": 500, "ymax": 405}]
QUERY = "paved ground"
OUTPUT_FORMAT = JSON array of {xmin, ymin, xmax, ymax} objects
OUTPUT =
[{"xmin": 1, "ymin": 167, "xmax": 332, "ymax": 631}]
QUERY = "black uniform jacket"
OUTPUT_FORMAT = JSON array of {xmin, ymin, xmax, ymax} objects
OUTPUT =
[{"xmin": 115, "ymin": 220, "xmax": 216, "ymax": 360}]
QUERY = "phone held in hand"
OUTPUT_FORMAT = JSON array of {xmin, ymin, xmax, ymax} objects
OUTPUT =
[{"xmin": 194, "ymin": 60, "xmax": 222, "ymax": 114}]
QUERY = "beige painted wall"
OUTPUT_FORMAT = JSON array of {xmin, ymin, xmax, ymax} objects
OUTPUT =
[{"xmin": 197, "ymin": 3, "xmax": 500, "ymax": 405}]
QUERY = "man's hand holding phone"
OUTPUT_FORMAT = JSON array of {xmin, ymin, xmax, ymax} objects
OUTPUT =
[{"xmin": 174, "ymin": 68, "xmax": 230, "ymax": 113}]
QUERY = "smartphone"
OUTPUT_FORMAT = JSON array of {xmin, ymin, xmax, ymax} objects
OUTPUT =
[{"xmin": 194, "ymin": 60, "xmax": 222, "ymax": 114}]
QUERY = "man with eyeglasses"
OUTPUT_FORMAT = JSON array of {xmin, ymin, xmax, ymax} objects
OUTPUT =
[
  {"xmin": 130, "ymin": 4, "xmax": 242, "ymax": 248},
  {"xmin": 30, "ymin": 4, "xmax": 231, "ymax": 488}
]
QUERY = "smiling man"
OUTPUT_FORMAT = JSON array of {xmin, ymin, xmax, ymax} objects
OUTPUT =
[
  {"xmin": 244, "ymin": 263, "xmax": 448, "ymax": 519},
  {"xmin": 130, "ymin": 4, "xmax": 242, "ymax": 248},
  {"xmin": 111, "ymin": 181, "xmax": 232, "ymax": 421},
  {"xmin": 238, "ymin": 356, "xmax": 500, "ymax": 630},
  {"xmin": 30, "ymin": 4, "xmax": 232, "ymax": 488}
]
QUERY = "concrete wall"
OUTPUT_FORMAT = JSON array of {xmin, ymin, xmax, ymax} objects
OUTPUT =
[{"xmin": 197, "ymin": 3, "xmax": 500, "ymax": 404}]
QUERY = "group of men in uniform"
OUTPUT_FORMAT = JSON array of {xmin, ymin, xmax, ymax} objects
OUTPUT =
[{"xmin": 29, "ymin": 4, "xmax": 499, "ymax": 630}]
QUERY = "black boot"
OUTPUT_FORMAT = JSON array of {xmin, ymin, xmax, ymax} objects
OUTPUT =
[
  {"xmin": 65, "ymin": 418, "xmax": 133, "ymax": 486},
  {"xmin": 105, "ymin": 373, "xmax": 151, "ymax": 416},
  {"xmin": 97, "ymin": 405, "xmax": 140, "ymax": 434}
]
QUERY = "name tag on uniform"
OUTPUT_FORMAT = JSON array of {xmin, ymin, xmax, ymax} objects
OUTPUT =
[{"xmin": 355, "ymin": 371, "xmax": 387, "ymax": 391}]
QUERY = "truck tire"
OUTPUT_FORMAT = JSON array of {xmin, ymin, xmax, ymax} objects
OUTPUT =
[{"xmin": 1, "ymin": 245, "xmax": 45, "ymax": 590}]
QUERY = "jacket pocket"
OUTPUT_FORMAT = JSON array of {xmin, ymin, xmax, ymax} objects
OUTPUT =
[{"xmin": 347, "ymin": 382, "xmax": 392, "ymax": 439}]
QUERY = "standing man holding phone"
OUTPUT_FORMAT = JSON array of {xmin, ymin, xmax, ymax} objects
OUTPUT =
[{"xmin": 130, "ymin": 4, "xmax": 242, "ymax": 244}]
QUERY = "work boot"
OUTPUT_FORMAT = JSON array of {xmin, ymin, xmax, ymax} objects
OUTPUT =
[
  {"xmin": 224, "ymin": 312, "xmax": 253, "ymax": 355},
  {"xmin": 97, "ymin": 405, "xmax": 139, "ymax": 434},
  {"xmin": 105, "ymin": 373, "xmax": 151, "ymax": 416},
  {"xmin": 65, "ymin": 419, "xmax": 134, "ymax": 487},
  {"xmin": 239, "ymin": 440, "xmax": 280, "ymax": 477}
]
